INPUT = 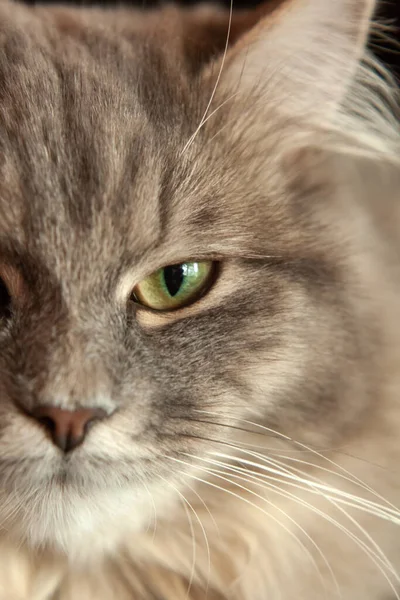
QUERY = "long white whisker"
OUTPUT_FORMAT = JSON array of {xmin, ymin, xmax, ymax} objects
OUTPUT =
[
  {"xmin": 160, "ymin": 475, "xmax": 211, "ymax": 597},
  {"xmin": 264, "ymin": 453, "xmax": 400, "ymax": 524},
  {"xmin": 195, "ymin": 410, "xmax": 400, "ymax": 515},
  {"xmin": 182, "ymin": 451, "xmax": 398, "ymax": 579},
  {"xmin": 238, "ymin": 417, "xmax": 400, "ymax": 513},
  {"xmin": 183, "ymin": 479, "xmax": 221, "ymax": 540},
  {"xmin": 241, "ymin": 456, "xmax": 397, "ymax": 524},
  {"xmin": 142, "ymin": 479, "xmax": 158, "ymax": 540},
  {"xmin": 187, "ymin": 411, "xmax": 400, "ymax": 595},
  {"xmin": 160, "ymin": 477, "xmax": 198, "ymax": 599},
  {"xmin": 234, "ymin": 450, "xmax": 400, "ymax": 524},
  {"xmin": 278, "ymin": 453, "xmax": 399, "ymax": 514},
  {"xmin": 182, "ymin": 499, "xmax": 196, "ymax": 600},
  {"xmin": 180, "ymin": 0, "xmax": 233, "ymax": 156},
  {"xmin": 208, "ymin": 447, "xmax": 400, "ymax": 582},
  {"xmin": 204, "ymin": 463, "xmax": 400, "ymax": 599},
  {"xmin": 167, "ymin": 455, "xmax": 336, "ymax": 598},
  {"xmin": 173, "ymin": 455, "xmax": 400, "ymax": 599},
  {"xmin": 187, "ymin": 446, "xmax": 399, "ymax": 526}
]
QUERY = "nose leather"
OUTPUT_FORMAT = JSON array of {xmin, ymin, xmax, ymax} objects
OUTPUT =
[{"xmin": 32, "ymin": 406, "xmax": 107, "ymax": 452}]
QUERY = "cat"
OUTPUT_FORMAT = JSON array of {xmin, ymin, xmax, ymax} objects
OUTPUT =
[{"xmin": 0, "ymin": 0, "xmax": 399, "ymax": 598}]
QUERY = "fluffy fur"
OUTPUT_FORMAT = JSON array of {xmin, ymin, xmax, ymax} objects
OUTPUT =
[{"xmin": 0, "ymin": 0, "xmax": 399, "ymax": 598}]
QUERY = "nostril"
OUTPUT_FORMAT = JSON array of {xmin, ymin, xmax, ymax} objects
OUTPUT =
[
  {"xmin": 0, "ymin": 277, "xmax": 11, "ymax": 320},
  {"xmin": 37, "ymin": 416, "xmax": 57, "ymax": 434}
]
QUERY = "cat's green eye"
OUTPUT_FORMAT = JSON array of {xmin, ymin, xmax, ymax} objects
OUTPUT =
[{"xmin": 132, "ymin": 261, "xmax": 215, "ymax": 311}]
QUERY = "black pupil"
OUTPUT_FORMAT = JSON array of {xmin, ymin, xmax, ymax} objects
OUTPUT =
[
  {"xmin": 163, "ymin": 264, "xmax": 185, "ymax": 297},
  {"xmin": 0, "ymin": 278, "xmax": 11, "ymax": 319}
]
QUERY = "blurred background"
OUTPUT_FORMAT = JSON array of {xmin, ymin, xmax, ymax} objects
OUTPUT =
[{"xmin": 25, "ymin": 0, "xmax": 400, "ymax": 82}]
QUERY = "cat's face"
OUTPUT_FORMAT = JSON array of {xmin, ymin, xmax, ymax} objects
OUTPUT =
[{"xmin": 0, "ymin": 0, "xmax": 385, "ymax": 552}]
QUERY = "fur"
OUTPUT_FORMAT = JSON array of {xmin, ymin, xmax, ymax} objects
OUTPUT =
[{"xmin": 0, "ymin": 0, "xmax": 399, "ymax": 598}]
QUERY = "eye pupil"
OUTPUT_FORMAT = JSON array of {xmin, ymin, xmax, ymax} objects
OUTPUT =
[
  {"xmin": 0, "ymin": 278, "xmax": 11, "ymax": 319},
  {"xmin": 163, "ymin": 264, "xmax": 184, "ymax": 297}
]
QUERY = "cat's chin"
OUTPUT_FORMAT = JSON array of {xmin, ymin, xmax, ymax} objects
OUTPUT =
[
  {"xmin": 0, "ymin": 434, "xmax": 182, "ymax": 559},
  {"xmin": 1, "ymin": 482, "xmax": 159, "ymax": 561}
]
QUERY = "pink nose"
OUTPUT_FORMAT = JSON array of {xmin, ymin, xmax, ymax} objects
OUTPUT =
[{"xmin": 32, "ymin": 406, "xmax": 107, "ymax": 452}]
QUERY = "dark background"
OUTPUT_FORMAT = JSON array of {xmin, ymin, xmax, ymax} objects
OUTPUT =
[{"xmin": 26, "ymin": 0, "xmax": 400, "ymax": 82}]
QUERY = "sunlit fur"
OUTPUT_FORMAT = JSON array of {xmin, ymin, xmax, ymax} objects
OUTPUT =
[{"xmin": 0, "ymin": 0, "xmax": 399, "ymax": 598}]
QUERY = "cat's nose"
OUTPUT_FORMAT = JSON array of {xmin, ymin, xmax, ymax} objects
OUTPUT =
[{"xmin": 31, "ymin": 406, "xmax": 107, "ymax": 452}]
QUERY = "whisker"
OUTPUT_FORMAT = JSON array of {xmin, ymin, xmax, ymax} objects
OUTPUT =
[
  {"xmin": 182, "ymin": 499, "xmax": 196, "ymax": 600},
  {"xmin": 142, "ymin": 479, "xmax": 158, "ymax": 540},
  {"xmin": 171, "ymin": 428, "xmax": 400, "ymax": 528},
  {"xmin": 199, "ymin": 452, "xmax": 399, "ymax": 574},
  {"xmin": 224, "ymin": 450, "xmax": 400, "ymax": 525},
  {"xmin": 159, "ymin": 475, "xmax": 211, "ymax": 597},
  {"xmin": 173, "ymin": 420, "xmax": 400, "ymax": 525},
  {"xmin": 167, "ymin": 455, "xmax": 336, "ymax": 598},
  {"xmin": 180, "ymin": 0, "xmax": 233, "ymax": 156},
  {"xmin": 180, "ymin": 410, "xmax": 400, "ymax": 594},
  {"xmin": 160, "ymin": 477, "xmax": 197, "ymax": 599},
  {"xmin": 278, "ymin": 454, "xmax": 398, "ymax": 513},
  {"xmin": 207, "ymin": 446, "xmax": 400, "ymax": 581},
  {"xmin": 172, "ymin": 454, "xmax": 400, "ymax": 599},
  {"xmin": 183, "ymin": 450, "xmax": 398, "ymax": 573},
  {"xmin": 264, "ymin": 454, "xmax": 400, "ymax": 524},
  {"xmin": 183, "ymin": 479, "xmax": 221, "ymax": 540},
  {"xmin": 194, "ymin": 410, "xmax": 400, "ymax": 512},
  {"xmin": 205, "ymin": 463, "xmax": 399, "ymax": 598},
  {"xmin": 192, "ymin": 448, "xmax": 400, "ymax": 526}
]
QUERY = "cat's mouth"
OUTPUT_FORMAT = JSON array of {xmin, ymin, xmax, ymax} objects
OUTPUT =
[{"xmin": 0, "ymin": 450, "xmax": 162, "ymax": 497}]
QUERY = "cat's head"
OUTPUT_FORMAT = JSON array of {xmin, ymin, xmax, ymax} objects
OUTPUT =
[{"xmin": 0, "ymin": 0, "xmax": 396, "ymax": 554}]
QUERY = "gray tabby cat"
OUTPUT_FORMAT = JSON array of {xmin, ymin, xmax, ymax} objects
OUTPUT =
[{"xmin": 0, "ymin": 0, "xmax": 399, "ymax": 598}]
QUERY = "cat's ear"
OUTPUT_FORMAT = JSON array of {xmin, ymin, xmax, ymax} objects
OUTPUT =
[
  {"xmin": 218, "ymin": 0, "xmax": 376, "ymax": 120},
  {"xmin": 181, "ymin": 2, "xmax": 282, "ymax": 72}
]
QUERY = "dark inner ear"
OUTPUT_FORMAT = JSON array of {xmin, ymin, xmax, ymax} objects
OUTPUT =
[{"xmin": 181, "ymin": 0, "xmax": 285, "ymax": 73}]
